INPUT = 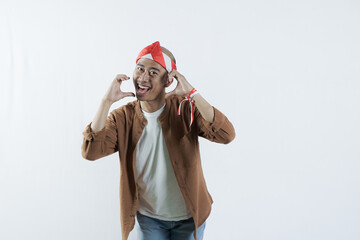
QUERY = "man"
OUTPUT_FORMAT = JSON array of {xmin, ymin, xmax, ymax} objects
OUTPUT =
[{"xmin": 81, "ymin": 41, "xmax": 235, "ymax": 240}]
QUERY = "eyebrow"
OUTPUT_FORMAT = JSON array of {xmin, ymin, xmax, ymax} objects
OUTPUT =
[{"xmin": 136, "ymin": 63, "xmax": 161, "ymax": 72}]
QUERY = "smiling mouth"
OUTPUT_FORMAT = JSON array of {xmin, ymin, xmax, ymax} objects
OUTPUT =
[{"xmin": 137, "ymin": 84, "xmax": 151, "ymax": 94}]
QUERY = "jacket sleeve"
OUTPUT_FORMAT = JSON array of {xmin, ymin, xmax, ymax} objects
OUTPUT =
[
  {"xmin": 194, "ymin": 106, "xmax": 236, "ymax": 144},
  {"xmin": 81, "ymin": 111, "xmax": 119, "ymax": 161}
]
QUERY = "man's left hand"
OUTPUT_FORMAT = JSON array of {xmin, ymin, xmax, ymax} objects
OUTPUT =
[{"xmin": 165, "ymin": 70, "xmax": 194, "ymax": 98}]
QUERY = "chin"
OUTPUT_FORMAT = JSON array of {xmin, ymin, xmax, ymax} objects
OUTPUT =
[{"xmin": 135, "ymin": 94, "xmax": 148, "ymax": 101}]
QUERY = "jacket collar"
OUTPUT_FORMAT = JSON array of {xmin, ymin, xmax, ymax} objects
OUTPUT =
[{"xmin": 134, "ymin": 98, "xmax": 172, "ymax": 123}]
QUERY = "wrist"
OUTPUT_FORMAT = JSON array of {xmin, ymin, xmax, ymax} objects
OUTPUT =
[
  {"xmin": 185, "ymin": 84, "xmax": 194, "ymax": 95},
  {"xmin": 192, "ymin": 92, "xmax": 201, "ymax": 102},
  {"xmin": 188, "ymin": 88, "xmax": 199, "ymax": 99},
  {"xmin": 101, "ymin": 98, "xmax": 114, "ymax": 108}
]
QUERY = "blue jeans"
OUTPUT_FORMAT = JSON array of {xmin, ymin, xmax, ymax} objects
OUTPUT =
[{"xmin": 136, "ymin": 212, "xmax": 206, "ymax": 240}]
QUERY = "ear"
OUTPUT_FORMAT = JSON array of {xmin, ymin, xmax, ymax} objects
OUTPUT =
[{"xmin": 164, "ymin": 75, "xmax": 173, "ymax": 87}]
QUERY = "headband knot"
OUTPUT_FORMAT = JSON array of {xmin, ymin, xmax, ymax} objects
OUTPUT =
[{"xmin": 136, "ymin": 41, "xmax": 177, "ymax": 72}]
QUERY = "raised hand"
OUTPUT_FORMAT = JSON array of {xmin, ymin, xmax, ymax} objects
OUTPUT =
[
  {"xmin": 165, "ymin": 70, "xmax": 194, "ymax": 98},
  {"xmin": 103, "ymin": 74, "xmax": 135, "ymax": 103}
]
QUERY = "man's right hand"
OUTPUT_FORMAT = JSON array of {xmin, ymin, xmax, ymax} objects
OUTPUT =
[{"xmin": 103, "ymin": 74, "xmax": 135, "ymax": 104}]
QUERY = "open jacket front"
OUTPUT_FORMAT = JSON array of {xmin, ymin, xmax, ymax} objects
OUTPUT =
[{"xmin": 81, "ymin": 95, "xmax": 235, "ymax": 239}]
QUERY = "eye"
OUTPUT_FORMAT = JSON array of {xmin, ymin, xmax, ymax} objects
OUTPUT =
[
  {"xmin": 137, "ymin": 67, "xmax": 143, "ymax": 71},
  {"xmin": 150, "ymin": 71, "xmax": 157, "ymax": 75}
]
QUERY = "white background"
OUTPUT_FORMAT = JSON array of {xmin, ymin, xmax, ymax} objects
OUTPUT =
[{"xmin": 1, "ymin": 0, "xmax": 359, "ymax": 239}]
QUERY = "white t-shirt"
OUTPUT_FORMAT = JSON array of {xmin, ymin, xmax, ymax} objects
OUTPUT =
[{"xmin": 136, "ymin": 103, "xmax": 192, "ymax": 221}]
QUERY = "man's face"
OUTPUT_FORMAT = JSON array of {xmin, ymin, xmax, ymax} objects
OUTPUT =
[{"xmin": 133, "ymin": 58, "xmax": 169, "ymax": 102}]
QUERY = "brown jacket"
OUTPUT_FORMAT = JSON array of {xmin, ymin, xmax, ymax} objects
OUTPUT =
[{"xmin": 81, "ymin": 95, "xmax": 235, "ymax": 239}]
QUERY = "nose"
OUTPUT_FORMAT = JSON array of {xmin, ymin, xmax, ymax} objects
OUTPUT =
[{"xmin": 139, "ymin": 71, "xmax": 150, "ymax": 83}]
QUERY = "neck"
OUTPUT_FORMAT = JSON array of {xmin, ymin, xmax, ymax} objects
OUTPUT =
[{"xmin": 140, "ymin": 99, "xmax": 166, "ymax": 113}]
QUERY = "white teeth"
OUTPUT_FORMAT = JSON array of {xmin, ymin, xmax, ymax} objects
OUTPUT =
[{"xmin": 138, "ymin": 84, "xmax": 150, "ymax": 89}]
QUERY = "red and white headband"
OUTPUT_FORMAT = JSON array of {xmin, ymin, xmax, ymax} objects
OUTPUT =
[{"xmin": 135, "ymin": 41, "xmax": 177, "ymax": 72}]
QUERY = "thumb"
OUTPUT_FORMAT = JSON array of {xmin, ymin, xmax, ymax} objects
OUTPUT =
[
  {"xmin": 123, "ymin": 92, "xmax": 135, "ymax": 98},
  {"xmin": 165, "ymin": 89, "xmax": 177, "ymax": 99}
]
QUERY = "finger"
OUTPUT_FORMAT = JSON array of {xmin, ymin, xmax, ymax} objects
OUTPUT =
[
  {"xmin": 120, "ymin": 76, "xmax": 131, "ymax": 81},
  {"xmin": 168, "ymin": 71, "xmax": 177, "ymax": 79},
  {"xmin": 115, "ymin": 74, "xmax": 130, "ymax": 81},
  {"xmin": 168, "ymin": 71, "xmax": 184, "ymax": 82},
  {"xmin": 169, "ymin": 69, "xmax": 182, "ymax": 76},
  {"xmin": 116, "ymin": 77, "xmax": 131, "ymax": 84},
  {"xmin": 167, "ymin": 76, "xmax": 174, "ymax": 83},
  {"xmin": 116, "ymin": 73, "xmax": 130, "ymax": 78}
]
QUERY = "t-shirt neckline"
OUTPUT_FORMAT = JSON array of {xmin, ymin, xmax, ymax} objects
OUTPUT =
[{"xmin": 141, "ymin": 103, "xmax": 166, "ymax": 118}]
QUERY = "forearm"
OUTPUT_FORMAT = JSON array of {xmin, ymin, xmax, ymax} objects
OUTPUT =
[
  {"xmin": 91, "ymin": 98, "xmax": 113, "ymax": 132},
  {"xmin": 192, "ymin": 93, "xmax": 214, "ymax": 123}
]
